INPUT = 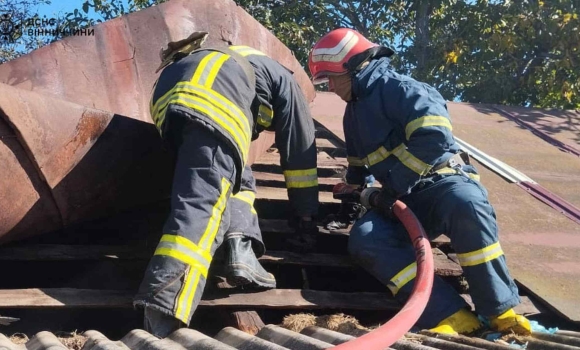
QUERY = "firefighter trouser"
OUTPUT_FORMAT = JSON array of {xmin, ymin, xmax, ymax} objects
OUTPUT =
[
  {"xmin": 348, "ymin": 172, "xmax": 521, "ymax": 329},
  {"xmin": 135, "ymin": 120, "xmax": 239, "ymax": 325},
  {"xmin": 226, "ymin": 165, "xmax": 265, "ymax": 257}
]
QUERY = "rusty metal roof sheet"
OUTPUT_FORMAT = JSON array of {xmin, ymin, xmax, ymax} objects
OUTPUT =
[
  {"xmin": 0, "ymin": 0, "xmax": 326, "ymax": 243},
  {"xmin": 0, "ymin": 0, "xmax": 314, "ymax": 120}
]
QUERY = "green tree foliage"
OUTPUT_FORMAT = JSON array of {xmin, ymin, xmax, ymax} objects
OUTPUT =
[
  {"xmin": 236, "ymin": 0, "xmax": 579, "ymax": 109},
  {"xmin": 234, "ymin": 0, "xmax": 402, "ymax": 71},
  {"xmin": 1, "ymin": 0, "xmax": 578, "ymax": 108},
  {"xmin": 418, "ymin": 0, "xmax": 580, "ymax": 109}
]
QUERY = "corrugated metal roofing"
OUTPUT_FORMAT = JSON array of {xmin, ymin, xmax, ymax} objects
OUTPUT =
[{"xmin": 3, "ymin": 325, "xmax": 580, "ymax": 350}]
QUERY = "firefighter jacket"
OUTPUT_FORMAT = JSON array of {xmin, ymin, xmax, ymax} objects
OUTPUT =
[
  {"xmin": 150, "ymin": 46, "xmax": 318, "ymax": 217},
  {"xmin": 150, "ymin": 49, "xmax": 255, "ymax": 192},
  {"xmin": 229, "ymin": 46, "xmax": 319, "ymax": 217},
  {"xmin": 344, "ymin": 56, "xmax": 461, "ymax": 196}
]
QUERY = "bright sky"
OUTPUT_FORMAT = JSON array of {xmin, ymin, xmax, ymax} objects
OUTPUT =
[{"xmin": 36, "ymin": 0, "xmax": 84, "ymax": 18}]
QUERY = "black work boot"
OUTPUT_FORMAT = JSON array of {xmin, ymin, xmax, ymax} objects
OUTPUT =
[
  {"xmin": 144, "ymin": 307, "xmax": 184, "ymax": 338},
  {"xmin": 224, "ymin": 233, "xmax": 276, "ymax": 289}
]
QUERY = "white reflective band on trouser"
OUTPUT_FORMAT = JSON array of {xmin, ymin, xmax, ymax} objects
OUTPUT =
[
  {"xmin": 387, "ymin": 262, "xmax": 417, "ymax": 296},
  {"xmin": 283, "ymin": 168, "xmax": 318, "ymax": 189},
  {"xmin": 456, "ymin": 242, "xmax": 504, "ymax": 267}
]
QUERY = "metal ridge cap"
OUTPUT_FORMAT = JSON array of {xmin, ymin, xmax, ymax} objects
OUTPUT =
[{"xmin": 453, "ymin": 137, "xmax": 536, "ymax": 184}]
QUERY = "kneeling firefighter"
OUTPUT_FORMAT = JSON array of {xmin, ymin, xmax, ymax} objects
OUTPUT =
[
  {"xmin": 134, "ymin": 32, "xmax": 319, "ymax": 337},
  {"xmin": 308, "ymin": 28, "xmax": 532, "ymax": 336}
]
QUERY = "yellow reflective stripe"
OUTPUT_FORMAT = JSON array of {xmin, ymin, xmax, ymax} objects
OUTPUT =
[
  {"xmin": 165, "ymin": 94, "xmax": 249, "ymax": 162},
  {"xmin": 232, "ymin": 191, "xmax": 255, "ymax": 205},
  {"xmin": 149, "ymin": 79, "xmax": 160, "ymax": 129},
  {"xmin": 153, "ymin": 82, "xmax": 251, "ymax": 162},
  {"xmin": 283, "ymin": 168, "xmax": 318, "ymax": 189},
  {"xmin": 154, "ymin": 82, "xmax": 251, "ymax": 139},
  {"xmin": 457, "ymin": 242, "xmax": 504, "ymax": 267},
  {"xmin": 203, "ymin": 53, "xmax": 230, "ymax": 88},
  {"xmin": 151, "ymin": 82, "xmax": 252, "ymax": 160},
  {"xmin": 151, "ymin": 84, "xmax": 176, "ymax": 131},
  {"xmin": 154, "ymin": 248, "xmax": 209, "ymax": 277},
  {"xmin": 156, "ymin": 177, "xmax": 232, "ymax": 324},
  {"xmin": 387, "ymin": 262, "xmax": 416, "ymax": 296},
  {"xmin": 347, "ymin": 156, "xmax": 365, "ymax": 167},
  {"xmin": 229, "ymin": 45, "xmax": 267, "ymax": 57},
  {"xmin": 405, "ymin": 116, "xmax": 452, "ymax": 140},
  {"xmin": 199, "ymin": 177, "xmax": 231, "ymax": 250},
  {"xmin": 435, "ymin": 167, "xmax": 458, "ymax": 175},
  {"xmin": 158, "ymin": 234, "xmax": 212, "ymax": 264},
  {"xmin": 257, "ymin": 105, "xmax": 273, "ymax": 128},
  {"xmin": 232, "ymin": 191, "xmax": 257, "ymax": 215},
  {"xmin": 191, "ymin": 51, "xmax": 220, "ymax": 84},
  {"xmin": 391, "ymin": 144, "xmax": 432, "ymax": 176},
  {"xmin": 468, "ymin": 173, "xmax": 481, "ymax": 181},
  {"xmin": 365, "ymin": 146, "xmax": 391, "ymax": 166},
  {"xmin": 176, "ymin": 269, "xmax": 202, "ymax": 323}
]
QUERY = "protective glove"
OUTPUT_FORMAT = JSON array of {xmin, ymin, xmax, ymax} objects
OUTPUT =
[
  {"xmin": 325, "ymin": 176, "xmax": 375, "ymax": 230},
  {"xmin": 285, "ymin": 217, "xmax": 319, "ymax": 253},
  {"xmin": 323, "ymin": 201, "xmax": 366, "ymax": 230},
  {"xmin": 358, "ymin": 186, "xmax": 398, "ymax": 220}
]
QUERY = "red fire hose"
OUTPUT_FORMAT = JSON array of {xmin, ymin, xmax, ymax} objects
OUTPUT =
[{"xmin": 331, "ymin": 191, "xmax": 435, "ymax": 350}]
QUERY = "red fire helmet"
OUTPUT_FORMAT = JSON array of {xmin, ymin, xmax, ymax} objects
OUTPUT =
[{"xmin": 308, "ymin": 28, "xmax": 378, "ymax": 85}]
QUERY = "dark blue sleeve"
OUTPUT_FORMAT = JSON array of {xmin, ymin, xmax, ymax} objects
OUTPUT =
[{"xmin": 382, "ymin": 81, "xmax": 455, "ymax": 195}]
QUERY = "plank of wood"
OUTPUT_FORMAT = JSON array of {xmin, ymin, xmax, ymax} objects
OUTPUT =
[
  {"xmin": 0, "ymin": 288, "xmax": 398, "ymax": 310},
  {"xmin": 315, "ymin": 137, "xmax": 340, "ymax": 149},
  {"xmin": 258, "ymin": 219, "xmax": 451, "ymax": 247},
  {"xmin": 0, "ymin": 289, "xmax": 133, "ymax": 308},
  {"xmin": 252, "ymin": 171, "xmax": 343, "ymax": 186},
  {"xmin": 222, "ymin": 310, "xmax": 265, "ymax": 335},
  {"xmin": 0, "ymin": 288, "xmax": 540, "ymax": 315},
  {"xmin": 260, "ymin": 251, "xmax": 354, "ymax": 268},
  {"xmin": 0, "ymin": 244, "xmax": 151, "ymax": 261},
  {"xmin": 255, "ymin": 151, "xmax": 347, "ymax": 170},
  {"xmin": 259, "ymin": 219, "xmax": 349, "ymax": 236},
  {"xmin": 256, "ymin": 186, "xmax": 339, "ymax": 203},
  {"xmin": 261, "ymin": 250, "xmax": 463, "ymax": 277},
  {"xmin": 200, "ymin": 289, "xmax": 400, "ymax": 310},
  {"xmin": 0, "ymin": 245, "xmax": 461, "ymax": 276}
]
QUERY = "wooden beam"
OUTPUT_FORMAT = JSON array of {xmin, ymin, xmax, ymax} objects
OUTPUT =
[
  {"xmin": 254, "ymin": 151, "xmax": 347, "ymax": 170},
  {"xmin": 0, "ymin": 244, "xmax": 151, "ymax": 261},
  {"xmin": 253, "ymin": 171, "xmax": 342, "ymax": 186},
  {"xmin": 256, "ymin": 186, "xmax": 338, "ymax": 203},
  {"xmin": 259, "ymin": 218, "xmax": 349, "ymax": 236},
  {"xmin": 258, "ymin": 219, "xmax": 450, "ymax": 247},
  {"xmin": 0, "ymin": 246, "xmax": 462, "ymax": 277},
  {"xmin": 0, "ymin": 289, "xmax": 133, "ymax": 308},
  {"xmin": 200, "ymin": 289, "xmax": 399, "ymax": 310},
  {"xmin": 261, "ymin": 250, "xmax": 463, "ymax": 277},
  {"xmin": 0, "ymin": 288, "xmax": 540, "ymax": 314},
  {"xmin": 0, "ymin": 288, "xmax": 398, "ymax": 310}
]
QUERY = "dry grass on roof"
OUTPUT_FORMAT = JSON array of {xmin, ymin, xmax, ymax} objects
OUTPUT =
[{"xmin": 281, "ymin": 313, "xmax": 371, "ymax": 336}]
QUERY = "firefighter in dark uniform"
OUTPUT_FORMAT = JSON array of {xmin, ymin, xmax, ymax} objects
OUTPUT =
[
  {"xmin": 134, "ymin": 33, "xmax": 319, "ymax": 337},
  {"xmin": 308, "ymin": 28, "xmax": 531, "ymax": 336}
]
